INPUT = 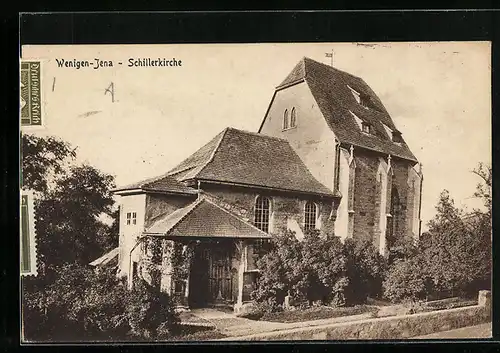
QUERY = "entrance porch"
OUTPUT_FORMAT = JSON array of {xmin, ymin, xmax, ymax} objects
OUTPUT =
[{"xmin": 142, "ymin": 197, "xmax": 270, "ymax": 311}]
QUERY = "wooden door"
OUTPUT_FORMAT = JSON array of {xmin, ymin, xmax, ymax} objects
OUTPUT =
[{"xmin": 208, "ymin": 247, "xmax": 233, "ymax": 303}]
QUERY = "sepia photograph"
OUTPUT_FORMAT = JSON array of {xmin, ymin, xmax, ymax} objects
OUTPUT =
[{"xmin": 20, "ymin": 42, "xmax": 492, "ymax": 342}]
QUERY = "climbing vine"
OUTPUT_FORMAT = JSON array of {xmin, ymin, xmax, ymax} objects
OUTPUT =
[{"xmin": 170, "ymin": 241, "xmax": 196, "ymax": 283}]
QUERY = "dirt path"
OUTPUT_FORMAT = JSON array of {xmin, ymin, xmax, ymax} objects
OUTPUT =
[{"xmin": 190, "ymin": 308, "xmax": 372, "ymax": 337}]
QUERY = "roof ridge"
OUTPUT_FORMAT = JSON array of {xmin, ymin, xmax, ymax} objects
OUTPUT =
[
  {"xmin": 166, "ymin": 199, "xmax": 203, "ymax": 235},
  {"xmin": 159, "ymin": 198, "xmax": 203, "ymax": 235},
  {"xmin": 226, "ymin": 127, "xmax": 289, "ymax": 143},
  {"xmin": 141, "ymin": 171, "xmax": 180, "ymax": 189},
  {"xmin": 194, "ymin": 127, "xmax": 230, "ymax": 177},
  {"xmin": 303, "ymin": 56, "xmax": 363, "ymax": 81}
]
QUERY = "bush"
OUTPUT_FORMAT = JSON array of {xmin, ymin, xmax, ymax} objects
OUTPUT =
[
  {"xmin": 22, "ymin": 263, "xmax": 179, "ymax": 342},
  {"xmin": 298, "ymin": 230, "xmax": 348, "ymax": 306},
  {"xmin": 251, "ymin": 230, "xmax": 302, "ymax": 311},
  {"xmin": 125, "ymin": 279, "xmax": 180, "ymax": 340},
  {"xmin": 382, "ymin": 257, "xmax": 429, "ymax": 303},
  {"xmin": 343, "ymin": 238, "xmax": 387, "ymax": 305},
  {"xmin": 252, "ymin": 230, "xmax": 352, "ymax": 310}
]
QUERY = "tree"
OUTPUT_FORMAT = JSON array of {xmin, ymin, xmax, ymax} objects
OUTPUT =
[
  {"xmin": 21, "ymin": 134, "xmax": 76, "ymax": 193},
  {"xmin": 35, "ymin": 164, "xmax": 116, "ymax": 274}
]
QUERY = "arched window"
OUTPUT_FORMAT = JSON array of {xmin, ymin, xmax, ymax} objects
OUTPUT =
[
  {"xmin": 304, "ymin": 201, "xmax": 317, "ymax": 231},
  {"xmin": 290, "ymin": 107, "xmax": 297, "ymax": 127},
  {"xmin": 283, "ymin": 109, "xmax": 289, "ymax": 130},
  {"xmin": 254, "ymin": 196, "xmax": 271, "ymax": 233},
  {"xmin": 387, "ymin": 186, "xmax": 400, "ymax": 247}
]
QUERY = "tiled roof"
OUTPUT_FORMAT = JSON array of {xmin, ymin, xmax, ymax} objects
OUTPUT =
[
  {"xmin": 114, "ymin": 173, "xmax": 198, "ymax": 195},
  {"xmin": 168, "ymin": 127, "xmax": 336, "ymax": 197},
  {"xmin": 89, "ymin": 247, "xmax": 119, "ymax": 267},
  {"xmin": 145, "ymin": 197, "xmax": 271, "ymax": 239},
  {"xmin": 275, "ymin": 57, "xmax": 417, "ymax": 163}
]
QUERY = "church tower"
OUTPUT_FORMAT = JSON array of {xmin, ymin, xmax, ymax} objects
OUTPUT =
[{"xmin": 258, "ymin": 57, "xmax": 423, "ymax": 254}]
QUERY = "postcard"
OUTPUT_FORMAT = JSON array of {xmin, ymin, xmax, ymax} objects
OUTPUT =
[{"xmin": 20, "ymin": 42, "xmax": 492, "ymax": 342}]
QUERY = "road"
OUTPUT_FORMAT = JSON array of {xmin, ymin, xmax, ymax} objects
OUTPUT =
[{"xmin": 414, "ymin": 323, "xmax": 492, "ymax": 339}]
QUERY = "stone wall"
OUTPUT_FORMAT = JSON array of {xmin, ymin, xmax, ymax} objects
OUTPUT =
[
  {"xmin": 349, "ymin": 149, "xmax": 419, "ymax": 250},
  {"xmin": 223, "ymin": 291, "xmax": 491, "ymax": 341},
  {"xmin": 202, "ymin": 184, "xmax": 336, "ymax": 238},
  {"xmin": 144, "ymin": 193, "xmax": 196, "ymax": 228}
]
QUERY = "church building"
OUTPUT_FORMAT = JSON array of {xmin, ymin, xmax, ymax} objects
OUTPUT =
[{"xmin": 91, "ymin": 57, "xmax": 423, "ymax": 312}]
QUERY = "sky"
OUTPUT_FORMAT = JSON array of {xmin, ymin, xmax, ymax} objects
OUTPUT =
[{"xmin": 22, "ymin": 42, "xmax": 491, "ymax": 230}]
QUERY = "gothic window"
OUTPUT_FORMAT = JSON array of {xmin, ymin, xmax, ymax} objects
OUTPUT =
[
  {"xmin": 304, "ymin": 201, "xmax": 317, "ymax": 231},
  {"xmin": 254, "ymin": 196, "xmax": 271, "ymax": 233},
  {"xmin": 290, "ymin": 107, "xmax": 297, "ymax": 127},
  {"xmin": 348, "ymin": 161, "xmax": 356, "ymax": 211},
  {"xmin": 283, "ymin": 109, "xmax": 289, "ymax": 130},
  {"xmin": 387, "ymin": 186, "xmax": 401, "ymax": 246}
]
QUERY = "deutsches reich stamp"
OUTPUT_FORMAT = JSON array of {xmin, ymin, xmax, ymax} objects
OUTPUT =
[
  {"xmin": 20, "ymin": 61, "xmax": 43, "ymax": 127},
  {"xmin": 20, "ymin": 190, "xmax": 37, "ymax": 277}
]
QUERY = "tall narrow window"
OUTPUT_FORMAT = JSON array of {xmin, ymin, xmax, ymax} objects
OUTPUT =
[
  {"xmin": 283, "ymin": 109, "xmax": 289, "ymax": 130},
  {"xmin": 132, "ymin": 212, "xmax": 137, "ymax": 225},
  {"xmin": 126, "ymin": 212, "xmax": 131, "ymax": 225},
  {"xmin": 390, "ymin": 187, "xmax": 401, "ymax": 238},
  {"xmin": 254, "ymin": 196, "xmax": 271, "ymax": 233},
  {"xmin": 304, "ymin": 201, "xmax": 317, "ymax": 231},
  {"xmin": 386, "ymin": 186, "xmax": 400, "ymax": 249},
  {"xmin": 290, "ymin": 107, "xmax": 297, "ymax": 127}
]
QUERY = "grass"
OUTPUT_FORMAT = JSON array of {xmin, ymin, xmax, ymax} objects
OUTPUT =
[
  {"xmin": 177, "ymin": 312, "xmax": 214, "ymax": 327},
  {"xmin": 259, "ymin": 305, "xmax": 376, "ymax": 323},
  {"xmin": 168, "ymin": 325, "xmax": 226, "ymax": 341}
]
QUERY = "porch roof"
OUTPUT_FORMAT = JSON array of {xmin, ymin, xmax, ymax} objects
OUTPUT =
[
  {"xmin": 89, "ymin": 247, "xmax": 119, "ymax": 268},
  {"xmin": 144, "ymin": 198, "xmax": 271, "ymax": 239}
]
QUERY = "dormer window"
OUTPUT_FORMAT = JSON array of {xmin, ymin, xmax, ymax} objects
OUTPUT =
[
  {"xmin": 382, "ymin": 123, "xmax": 403, "ymax": 143},
  {"xmin": 360, "ymin": 95, "xmax": 371, "ymax": 109},
  {"xmin": 348, "ymin": 85, "xmax": 361, "ymax": 104},
  {"xmin": 392, "ymin": 131, "xmax": 403, "ymax": 143},
  {"xmin": 348, "ymin": 85, "xmax": 374, "ymax": 110},
  {"xmin": 349, "ymin": 111, "xmax": 372, "ymax": 134}
]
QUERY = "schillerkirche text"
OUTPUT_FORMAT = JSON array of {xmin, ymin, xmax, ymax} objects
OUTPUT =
[{"xmin": 55, "ymin": 58, "xmax": 183, "ymax": 69}]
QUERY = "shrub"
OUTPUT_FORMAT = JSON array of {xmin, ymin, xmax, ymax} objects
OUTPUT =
[
  {"xmin": 382, "ymin": 257, "xmax": 429, "ymax": 303},
  {"xmin": 343, "ymin": 238, "xmax": 387, "ymax": 305},
  {"xmin": 299, "ymin": 230, "xmax": 348, "ymax": 306},
  {"xmin": 252, "ymin": 229, "xmax": 350, "ymax": 310},
  {"xmin": 125, "ymin": 279, "xmax": 180, "ymax": 340},
  {"xmin": 252, "ymin": 230, "xmax": 302, "ymax": 310},
  {"xmin": 22, "ymin": 263, "xmax": 179, "ymax": 342}
]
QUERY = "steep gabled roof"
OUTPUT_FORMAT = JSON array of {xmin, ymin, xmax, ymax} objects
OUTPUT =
[
  {"xmin": 145, "ymin": 197, "xmax": 271, "ymax": 239},
  {"xmin": 114, "ymin": 173, "xmax": 198, "ymax": 195},
  {"xmin": 168, "ymin": 127, "xmax": 336, "ymax": 197},
  {"xmin": 272, "ymin": 57, "xmax": 417, "ymax": 163}
]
